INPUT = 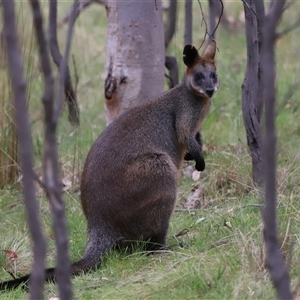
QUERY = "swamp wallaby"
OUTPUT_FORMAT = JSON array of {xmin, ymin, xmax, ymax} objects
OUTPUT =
[{"xmin": 0, "ymin": 40, "xmax": 219, "ymax": 291}]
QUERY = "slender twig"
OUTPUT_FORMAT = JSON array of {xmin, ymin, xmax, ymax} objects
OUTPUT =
[
  {"xmin": 200, "ymin": 238, "xmax": 230, "ymax": 252},
  {"xmin": 196, "ymin": 0, "xmax": 208, "ymax": 50},
  {"xmin": 242, "ymin": 204, "xmax": 264, "ymax": 208},
  {"xmin": 277, "ymin": 18, "xmax": 300, "ymax": 39},
  {"xmin": 197, "ymin": 0, "xmax": 223, "ymax": 50},
  {"xmin": 278, "ymin": 80, "xmax": 300, "ymax": 111}
]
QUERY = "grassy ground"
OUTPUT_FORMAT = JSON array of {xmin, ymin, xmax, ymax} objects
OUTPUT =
[{"xmin": 1, "ymin": 1, "xmax": 300, "ymax": 299}]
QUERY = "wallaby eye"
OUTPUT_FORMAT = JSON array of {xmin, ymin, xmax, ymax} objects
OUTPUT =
[
  {"xmin": 211, "ymin": 72, "xmax": 217, "ymax": 81},
  {"xmin": 194, "ymin": 73, "xmax": 204, "ymax": 82}
]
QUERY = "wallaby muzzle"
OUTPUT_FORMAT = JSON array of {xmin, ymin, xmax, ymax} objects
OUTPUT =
[{"xmin": 205, "ymin": 87, "xmax": 215, "ymax": 98}]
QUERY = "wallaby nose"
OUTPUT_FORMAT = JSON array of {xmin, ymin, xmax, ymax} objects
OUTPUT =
[{"xmin": 206, "ymin": 87, "xmax": 214, "ymax": 97}]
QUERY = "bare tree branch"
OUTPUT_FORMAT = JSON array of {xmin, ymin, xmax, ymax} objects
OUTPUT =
[
  {"xmin": 283, "ymin": 1, "xmax": 294, "ymax": 12},
  {"xmin": 59, "ymin": 0, "xmax": 104, "ymax": 25},
  {"xmin": 196, "ymin": 0, "xmax": 223, "ymax": 49},
  {"xmin": 1, "ymin": 1, "xmax": 47, "ymax": 298},
  {"xmin": 261, "ymin": 0, "xmax": 292, "ymax": 298},
  {"xmin": 197, "ymin": 0, "xmax": 208, "ymax": 49},
  {"xmin": 277, "ymin": 18, "xmax": 300, "ymax": 39},
  {"xmin": 29, "ymin": 0, "xmax": 74, "ymax": 298},
  {"xmin": 49, "ymin": 0, "xmax": 80, "ymax": 125},
  {"xmin": 278, "ymin": 80, "xmax": 300, "ymax": 111}
]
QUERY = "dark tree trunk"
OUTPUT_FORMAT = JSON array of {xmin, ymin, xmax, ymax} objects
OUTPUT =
[
  {"xmin": 1, "ymin": 1, "xmax": 47, "ymax": 298},
  {"xmin": 164, "ymin": 0, "xmax": 177, "ymax": 48},
  {"xmin": 241, "ymin": 0, "xmax": 263, "ymax": 187},
  {"xmin": 261, "ymin": 0, "xmax": 292, "ymax": 298},
  {"xmin": 184, "ymin": 0, "xmax": 192, "ymax": 45}
]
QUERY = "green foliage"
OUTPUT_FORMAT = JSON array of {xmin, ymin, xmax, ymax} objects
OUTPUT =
[{"xmin": 1, "ymin": 1, "xmax": 300, "ymax": 299}]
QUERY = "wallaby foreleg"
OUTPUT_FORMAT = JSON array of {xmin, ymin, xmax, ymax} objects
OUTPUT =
[{"xmin": 184, "ymin": 132, "xmax": 205, "ymax": 171}]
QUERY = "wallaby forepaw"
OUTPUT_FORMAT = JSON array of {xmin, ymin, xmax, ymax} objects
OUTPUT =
[{"xmin": 195, "ymin": 159, "xmax": 205, "ymax": 171}]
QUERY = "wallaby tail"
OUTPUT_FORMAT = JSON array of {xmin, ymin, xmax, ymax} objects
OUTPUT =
[
  {"xmin": 70, "ymin": 227, "xmax": 117, "ymax": 275},
  {"xmin": 0, "ymin": 274, "xmax": 31, "ymax": 291},
  {"xmin": 0, "ymin": 228, "xmax": 117, "ymax": 291}
]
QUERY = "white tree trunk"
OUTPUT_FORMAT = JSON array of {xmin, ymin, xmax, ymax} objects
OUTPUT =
[{"xmin": 104, "ymin": 0, "xmax": 165, "ymax": 124}]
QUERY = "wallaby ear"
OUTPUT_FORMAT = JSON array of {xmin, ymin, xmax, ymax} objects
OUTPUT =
[
  {"xmin": 183, "ymin": 45, "xmax": 200, "ymax": 68},
  {"xmin": 202, "ymin": 40, "xmax": 217, "ymax": 64}
]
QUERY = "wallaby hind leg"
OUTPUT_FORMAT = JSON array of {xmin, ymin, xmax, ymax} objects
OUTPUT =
[{"xmin": 146, "ymin": 231, "xmax": 168, "ymax": 251}]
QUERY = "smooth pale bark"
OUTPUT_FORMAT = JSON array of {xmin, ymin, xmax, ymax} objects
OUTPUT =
[{"xmin": 104, "ymin": 0, "xmax": 165, "ymax": 124}]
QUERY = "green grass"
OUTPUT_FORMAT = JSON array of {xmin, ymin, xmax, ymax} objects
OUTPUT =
[{"xmin": 1, "ymin": 1, "xmax": 300, "ymax": 299}]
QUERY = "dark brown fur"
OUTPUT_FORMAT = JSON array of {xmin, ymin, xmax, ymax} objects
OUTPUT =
[{"xmin": 0, "ymin": 41, "xmax": 219, "ymax": 291}]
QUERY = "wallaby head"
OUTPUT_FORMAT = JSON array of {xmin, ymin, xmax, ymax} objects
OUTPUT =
[{"xmin": 183, "ymin": 40, "xmax": 219, "ymax": 98}]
